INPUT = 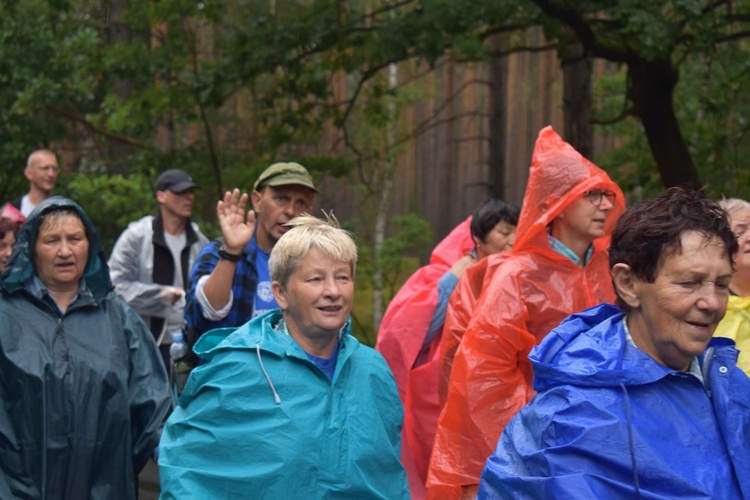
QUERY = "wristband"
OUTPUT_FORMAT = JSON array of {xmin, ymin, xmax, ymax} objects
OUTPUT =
[{"xmin": 218, "ymin": 245, "xmax": 242, "ymax": 262}]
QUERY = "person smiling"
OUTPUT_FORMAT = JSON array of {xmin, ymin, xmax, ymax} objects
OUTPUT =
[
  {"xmin": 160, "ymin": 214, "xmax": 409, "ymax": 498},
  {"xmin": 184, "ymin": 162, "xmax": 318, "ymax": 339},
  {"xmin": 713, "ymin": 197, "xmax": 750, "ymax": 376},
  {"xmin": 479, "ymin": 187, "xmax": 750, "ymax": 499},
  {"xmin": 428, "ymin": 127, "xmax": 625, "ymax": 498}
]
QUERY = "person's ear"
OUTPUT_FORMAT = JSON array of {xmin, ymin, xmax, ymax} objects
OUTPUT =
[
  {"xmin": 471, "ymin": 234, "xmax": 482, "ymax": 248},
  {"xmin": 272, "ymin": 281, "xmax": 288, "ymax": 310},
  {"xmin": 24, "ymin": 166, "xmax": 33, "ymax": 182},
  {"xmin": 612, "ymin": 263, "xmax": 641, "ymax": 309},
  {"xmin": 251, "ymin": 190, "xmax": 263, "ymax": 214},
  {"xmin": 155, "ymin": 191, "xmax": 167, "ymax": 204}
]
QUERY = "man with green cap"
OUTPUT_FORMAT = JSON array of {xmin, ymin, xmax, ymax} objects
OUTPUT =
[{"xmin": 184, "ymin": 162, "xmax": 319, "ymax": 338}]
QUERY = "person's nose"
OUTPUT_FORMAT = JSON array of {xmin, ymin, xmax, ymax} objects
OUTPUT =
[
  {"xmin": 599, "ymin": 194, "xmax": 614, "ymax": 211},
  {"xmin": 697, "ymin": 287, "xmax": 723, "ymax": 313},
  {"xmin": 508, "ymin": 231, "xmax": 516, "ymax": 249},
  {"xmin": 58, "ymin": 240, "xmax": 73, "ymax": 257},
  {"xmin": 322, "ymin": 277, "xmax": 342, "ymax": 298}
]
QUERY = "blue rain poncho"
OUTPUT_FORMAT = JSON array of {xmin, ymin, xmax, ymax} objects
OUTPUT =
[
  {"xmin": 479, "ymin": 303, "xmax": 750, "ymax": 499},
  {"xmin": 159, "ymin": 310, "xmax": 409, "ymax": 499}
]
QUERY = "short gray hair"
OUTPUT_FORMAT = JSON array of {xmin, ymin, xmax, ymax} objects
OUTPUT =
[
  {"xmin": 718, "ymin": 197, "xmax": 750, "ymax": 219},
  {"xmin": 269, "ymin": 213, "xmax": 357, "ymax": 288}
]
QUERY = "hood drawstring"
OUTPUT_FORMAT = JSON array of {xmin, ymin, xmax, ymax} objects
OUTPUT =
[
  {"xmin": 621, "ymin": 384, "xmax": 641, "ymax": 499},
  {"xmin": 256, "ymin": 345, "xmax": 281, "ymax": 404}
]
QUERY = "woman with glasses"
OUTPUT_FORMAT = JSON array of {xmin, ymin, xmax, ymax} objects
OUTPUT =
[{"xmin": 428, "ymin": 126, "xmax": 626, "ymax": 498}]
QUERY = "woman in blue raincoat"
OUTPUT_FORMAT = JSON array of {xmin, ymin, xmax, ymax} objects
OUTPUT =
[
  {"xmin": 0, "ymin": 197, "xmax": 172, "ymax": 499},
  {"xmin": 159, "ymin": 214, "xmax": 408, "ymax": 499},
  {"xmin": 479, "ymin": 187, "xmax": 750, "ymax": 499}
]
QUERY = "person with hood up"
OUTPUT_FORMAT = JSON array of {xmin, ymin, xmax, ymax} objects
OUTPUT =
[
  {"xmin": 376, "ymin": 199, "xmax": 519, "ymax": 498},
  {"xmin": 427, "ymin": 126, "xmax": 626, "ymax": 498},
  {"xmin": 0, "ymin": 197, "xmax": 172, "ymax": 499},
  {"xmin": 479, "ymin": 187, "xmax": 750, "ymax": 499},
  {"xmin": 713, "ymin": 197, "xmax": 750, "ymax": 376},
  {"xmin": 159, "ymin": 214, "xmax": 409, "ymax": 499}
]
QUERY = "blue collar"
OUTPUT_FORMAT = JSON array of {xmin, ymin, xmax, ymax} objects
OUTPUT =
[{"xmin": 548, "ymin": 234, "xmax": 593, "ymax": 266}]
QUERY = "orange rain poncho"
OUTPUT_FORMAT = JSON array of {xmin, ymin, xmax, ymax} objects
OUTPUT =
[
  {"xmin": 437, "ymin": 250, "xmax": 508, "ymax": 405},
  {"xmin": 376, "ymin": 217, "xmax": 474, "ymax": 499},
  {"xmin": 427, "ymin": 126, "xmax": 626, "ymax": 498}
]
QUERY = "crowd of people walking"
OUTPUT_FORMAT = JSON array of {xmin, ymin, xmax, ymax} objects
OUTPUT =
[{"xmin": 0, "ymin": 126, "xmax": 748, "ymax": 499}]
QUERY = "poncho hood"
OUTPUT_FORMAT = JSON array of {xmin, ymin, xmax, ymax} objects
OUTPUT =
[
  {"xmin": 513, "ymin": 126, "xmax": 625, "ymax": 256},
  {"xmin": 530, "ymin": 303, "xmax": 734, "ymax": 391},
  {"xmin": 0, "ymin": 196, "xmax": 112, "ymax": 300}
]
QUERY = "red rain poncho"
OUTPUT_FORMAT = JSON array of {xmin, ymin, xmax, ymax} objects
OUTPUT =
[
  {"xmin": 437, "ymin": 250, "xmax": 508, "ymax": 405},
  {"xmin": 376, "ymin": 217, "xmax": 474, "ymax": 499},
  {"xmin": 426, "ymin": 126, "xmax": 626, "ymax": 498}
]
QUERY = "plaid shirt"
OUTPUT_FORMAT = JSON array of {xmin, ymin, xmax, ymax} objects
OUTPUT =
[{"xmin": 184, "ymin": 237, "xmax": 259, "ymax": 337}]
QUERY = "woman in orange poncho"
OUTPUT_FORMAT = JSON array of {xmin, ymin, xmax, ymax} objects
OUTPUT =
[
  {"xmin": 427, "ymin": 126, "xmax": 626, "ymax": 499},
  {"xmin": 376, "ymin": 200, "xmax": 519, "ymax": 499}
]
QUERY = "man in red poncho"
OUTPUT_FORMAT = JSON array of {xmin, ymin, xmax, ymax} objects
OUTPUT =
[
  {"xmin": 427, "ymin": 126, "xmax": 626, "ymax": 499},
  {"xmin": 376, "ymin": 199, "xmax": 519, "ymax": 498}
]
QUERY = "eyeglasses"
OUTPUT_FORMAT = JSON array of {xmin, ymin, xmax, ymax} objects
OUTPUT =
[{"xmin": 584, "ymin": 189, "xmax": 616, "ymax": 207}]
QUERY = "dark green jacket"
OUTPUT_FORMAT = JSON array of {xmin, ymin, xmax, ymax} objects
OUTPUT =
[{"xmin": 0, "ymin": 197, "xmax": 172, "ymax": 499}]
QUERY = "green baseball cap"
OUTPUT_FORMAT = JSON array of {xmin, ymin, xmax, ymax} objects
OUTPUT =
[{"xmin": 253, "ymin": 162, "xmax": 320, "ymax": 193}]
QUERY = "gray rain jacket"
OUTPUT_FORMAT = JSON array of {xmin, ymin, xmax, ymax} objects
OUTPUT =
[
  {"xmin": 0, "ymin": 197, "xmax": 172, "ymax": 499},
  {"xmin": 108, "ymin": 214, "xmax": 208, "ymax": 342}
]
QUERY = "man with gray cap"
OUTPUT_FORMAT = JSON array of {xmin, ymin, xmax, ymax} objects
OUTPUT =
[
  {"xmin": 184, "ymin": 162, "xmax": 318, "ymax": 338},
  {"xmin": 109, "ymin": 168, "xmax": 209, "ymax": 370}
]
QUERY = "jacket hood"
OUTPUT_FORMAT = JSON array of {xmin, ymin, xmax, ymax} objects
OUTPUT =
[
  {"xmin": 0, "ymin": 196, "xmax": 112, "ymax": 300},
  {"xmin": 530, "ymin": 303, "xmax": 675, "ymax": 391},
  {"xmin": 513, "ymin": 126, "xmax": 626, "ymax": 256},
  {"xmin": 429, "ymin": 216, "xmax": 474, "ymax": 267}
]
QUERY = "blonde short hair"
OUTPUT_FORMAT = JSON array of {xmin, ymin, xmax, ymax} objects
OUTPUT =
[
  {"xmin": 719, "ymin": 197, "xmax": 750, "ymax": 219},
  {"xmin": 269, "ymin": 213, "xmax": 357, "ymax": 288}
]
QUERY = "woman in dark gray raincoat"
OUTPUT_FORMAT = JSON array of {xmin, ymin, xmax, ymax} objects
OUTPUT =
[{"xmin": 0, "ymin": 196, "xmax": 172, "ymax": 499}]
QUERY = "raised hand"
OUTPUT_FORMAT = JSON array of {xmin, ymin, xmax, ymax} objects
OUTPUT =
[{"xmin": 216, "ymin": 189, "xmax": 257, "ymax": 253}]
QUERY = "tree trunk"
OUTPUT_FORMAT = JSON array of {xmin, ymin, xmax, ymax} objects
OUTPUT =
[
  {"xmin": 562, "ymin": 42, "xmax": 593, "ymax": 160},
  {"xmin": 371, "ymin": 61, "xmax": 399, "ymax": 334},
  {"xmin": 108, "ymin": 0, "xmax": 135, "ymax": 175},
  {"xmin": 488, "ymin": 37, "xmax": 509, "ymax": 200},
  {"xmin": 628, "ymin": 59, "xmax": 701, "ymax": 188}
]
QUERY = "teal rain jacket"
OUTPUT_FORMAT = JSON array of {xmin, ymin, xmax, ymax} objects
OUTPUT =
[
  {"xmin": 0, "ymin": 197, "xmax": 172, "ymax": 499},
  {"xmin": 479, "ymin": 303, "xmax": 750, "ymax": 499},
  {"xmin": 159, "ymin": 310, "xmax": 409, "ymax": 499}
]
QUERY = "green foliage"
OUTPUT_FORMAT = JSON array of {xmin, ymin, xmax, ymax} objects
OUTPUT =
[
  {"xmin": 63, "ymin": 173, "xmax": 154, "ymax": 254},
  {"xmin": 348, "ymin": 211, "xmax": 433, "ymax": 345}
]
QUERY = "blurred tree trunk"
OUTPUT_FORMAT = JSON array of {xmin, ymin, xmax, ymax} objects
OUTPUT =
[
  {"xmin": 108, "ymin": 0, "xmax": 135, "ymax": 175},
  {"xmin": 488, "ymin": 36, "xmax": 508, "ymax": 200},
  {"xmin": 628, "ymin": 59, "xmax": 700, "ymax": 188},
  {"xmin": 562, "ymin": 41, "xmax": 593, "ymax": 160}
]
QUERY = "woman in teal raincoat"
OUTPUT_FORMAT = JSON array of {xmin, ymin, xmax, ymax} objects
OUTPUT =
[{"xmin": 159, "ymin": 214, "xmax": 408, "ymax": 499}]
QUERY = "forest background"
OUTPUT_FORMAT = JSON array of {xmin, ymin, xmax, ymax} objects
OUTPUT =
[{"xmin": 3, "ymin": 0, "xmax": 750, "ymax": 344}]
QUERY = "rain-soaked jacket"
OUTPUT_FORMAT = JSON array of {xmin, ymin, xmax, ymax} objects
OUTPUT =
[
  {"xmin": 375, "ymin": 217, "xmax": 474, "ymax": 497},
  {"xmin": 159, "ymin": 310, "xmax": 409, "ymax": 499},
  {"xmin": 713, "ymin": 294, "xmax": 750, "ymax": 376},
  {"xmin": 479, "ymin": 304, "xmax": 750, "ymax": 499},
  {"xmin": 427, "ymin": 126, "xmax": 626, "ymax": 497},
  {"xmin": 0, "ymin": 196, "xmax": 172, "ymax": 499}
]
